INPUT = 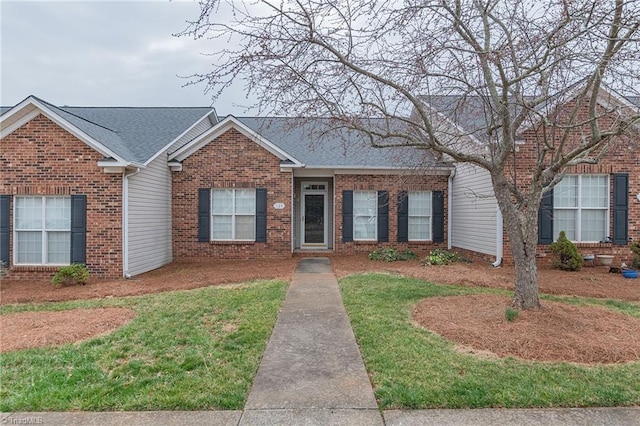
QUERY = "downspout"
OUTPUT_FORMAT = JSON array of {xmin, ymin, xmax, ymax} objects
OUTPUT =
[
  {"xmin": 493, "ymin": 205, "xmax": 503, "ymax": 267},
  {"xmin": 447, "ymin": 167, "xmax": 456, "ymax": 250},
  {"xmin": 122, "ymin": 168, "xmax": 141, "ymax": 278}
]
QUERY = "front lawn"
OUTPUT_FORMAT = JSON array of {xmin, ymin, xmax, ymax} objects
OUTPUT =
[
  {"xmin": 0, "ymin": 280, "xmax": 287, "ymax": 411},
  {"xmin": 340, "ymin": 273, "xmax": 640, "ymax": 409}
]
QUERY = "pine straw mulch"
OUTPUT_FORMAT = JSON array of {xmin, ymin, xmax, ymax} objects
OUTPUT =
[
  {"xmin": 413, "ymin": 294, "xmax": 640, "ymax": 364},
  {"xmin": 1, "ymin": 255, "xmax": 639, "ymax": 363},
  {"xmin": 0, "ymin": 308, "xmax": 136, "ymax": 353}
]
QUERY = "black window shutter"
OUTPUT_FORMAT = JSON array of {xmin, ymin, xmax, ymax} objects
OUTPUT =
[
  {"xmin": 397, "ymin": 191, "xmax": 408, "ymax": 242},
  {"xmin": 612, "ymin": 173, "xmax": 629, "ymax": 245},
  {"xmin": 198, "ymin": 188, "xmax": 210, "ymax": 242},
  {"xmin": 377, "ymin": 191, "xmax": 389, "ymax": 242},
  {"xmin": 432, "ymin": 191, "xmax": 444, "ymax": 243},
  {"xmin": 255, "ymin": 188, "xmax": 267, "ymax": 243},
  {"xmin": 538, "ymin": 189, "xmax": 554, "ymax": 244},
  {"xmin": 70, "ymin": 195, "xmax": 87, "ymax": 264},
  {"xmin": 0, "ymin": 195, "xmax": 10, "ymax": 266},
  {"xmin": 342, "ymin": 190, "xmax": 353, "ymax": 242}
]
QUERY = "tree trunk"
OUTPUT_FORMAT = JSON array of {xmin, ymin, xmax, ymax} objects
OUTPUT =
[{"xmin": 493, "ymin": 179, "xmax": 542, "ymax": 310}]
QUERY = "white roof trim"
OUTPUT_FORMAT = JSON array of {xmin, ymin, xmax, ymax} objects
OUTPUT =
[
  {"xmin": 169, "ymin": 115, "xmax": 303, "ymax": 165},
  {"xmin": 144, "ymin": 108, "xmax": 218, "ymax": 166},
  {"xmin": 1, "ymin": 96, "xmax": 134, "ymax": 166},
  {"xmin": 292, "ymin": 165, "xmax": 453, "ymax": 176}
]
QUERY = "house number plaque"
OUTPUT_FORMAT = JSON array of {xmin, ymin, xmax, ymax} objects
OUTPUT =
[{"xmin": 273, "ymin": 203, "xmax": 285, "ymax": 210}]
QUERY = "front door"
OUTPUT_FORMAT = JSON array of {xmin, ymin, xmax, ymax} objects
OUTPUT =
[{"xmin": 301, "ymin": 182, "xmax": 327, "ymax": 247}]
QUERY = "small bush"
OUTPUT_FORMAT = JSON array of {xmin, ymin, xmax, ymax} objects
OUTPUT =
[
  {"xmin": 505, "ymin": 307, "xmax": 519, "ymax": 322},
  {"xmin": 52, "ymin": 264, "xmax": 89, "ymax": 287},
  {"xmin": 368, "ymin": 248, "xmax": 417, "ymax": 262},
  {"xmin": 422, "ymin": 249, "xmax": 467, "ymax": 266},
  {"xmin": 549, "ymin": 231, "xmax": 583, "ymax": 271},
  {"xmin": 631, "ymin": 242, "xmax": 640, "ymax": 269}
]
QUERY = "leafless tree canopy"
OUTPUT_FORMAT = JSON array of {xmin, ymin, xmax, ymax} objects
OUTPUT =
[{"xmin": 180, "ymin": 0, "xmax": 640, "ymax": 309}]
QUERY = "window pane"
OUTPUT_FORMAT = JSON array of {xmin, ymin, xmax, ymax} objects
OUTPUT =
[
  {"xmin": 409, "ymin": 217, "xmax": 430, "ymax": 240},
  {"xmin": 409, "ymin": 192, "xmax": 431, "ymax": 216},
  {"xmin": 47, "ymin": 231, "xmax": 71, "ymax": 263},
  {"xmin": 15, "ymin": 197, "xmax": 42, "ymax": 229},
  {"xmin": 581, "ymin": 176, "xmax": 608, "ymax": 208},
  {"xmin": 16, "ymin": 231, "xmax": 42, "ymax": 264},
  {"xmin": 581, "ymin": 210, "xmax": 606, "ymax": 242},
  {"xmin": 353, "ymin": 191, "xmax": 376, "ymax": 216},
  {"xmin": 212, "ymin": 189, "xmax": 233, "ymax": 215},
  {"xmin": 235, "ymin": 189, "xmax": 256, "ymax": 215},
  {"xmin": 212, "ymin": 215, "xmax": 232, "ymax": 239},
  {"xmin": 354, "ymin": 216, "xmax": 375, "ymax": 240},
  {"xmin": 554, "ymin": 209, "xmax": 576, "ymax": 241},
  {"xmin": 554, "ymin": 176, "xmax": 577, "ymax": 208},
  {"xmin": 235, "ymin": 216, "xmax": 255, "ymax": 240},
  {"xmin": 45, "ymin": 197, "xmax": 71, "ymax": 229}
]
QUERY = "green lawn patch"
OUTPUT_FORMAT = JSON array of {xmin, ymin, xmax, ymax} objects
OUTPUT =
[
  {"xmin": 0, "ymin": 280, "xmax": 287, "ymax": 411},
  {"xmin": 340, "ymin": 273, "xmax": 640, "ymax": 409}
]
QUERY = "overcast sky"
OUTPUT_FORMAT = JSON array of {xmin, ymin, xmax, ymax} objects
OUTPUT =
[{"xmin": 1, "ymin": 0, "xmax": 254, "ymax": 114}]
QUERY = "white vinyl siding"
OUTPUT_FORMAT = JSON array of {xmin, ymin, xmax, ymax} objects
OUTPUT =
[
  {"xmin": 554, "ymin": 175, "xmax": 609, "ymax": 242},
  {"xmin": 451, "ymin": 163, "xmax": 499, "ymax": 256},
  {"xmin": 14, "ymin": 196, "xmax": 70, "ymax": 265},
  {"xmin": 408, "ymin": 191, "xmax": 432, "ymax": 241},
  {"xmin": 126, "ymin": 155, "xmax": 173, "ymax": 276},
  {"xmin": 212, "ymin": 189, "xmax": 256, "ymax": 241},
  {"xmin": 353, "ymin": 191, "xmax": 377, "ymax": 241}
]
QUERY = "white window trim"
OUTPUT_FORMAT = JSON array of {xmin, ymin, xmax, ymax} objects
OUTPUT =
[
  {"xmin": 353, "ymin": 190, "xmax": 378, "ymax": 242},
  {"xmin": 13, "ymin": 196, "xmax": 71, "ymax": 266},
  {"xmin": 554, "ymin": 174, "xmax": 610, "ymax": 243},
  {"xmin": 408, "ymin": 191, "xmax": 432, "ymax": 242},
  {"xmin": 210, "ymin": 189, "xmax": 256, "ymax": 242}
]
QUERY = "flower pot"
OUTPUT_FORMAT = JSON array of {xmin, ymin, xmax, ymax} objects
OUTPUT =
[
  {"xmin": 596, "ymin": 255, "xmax": 614, "ymax": 266},
  {"xmin": 622, "ymin": 269, "xmax": 638, "ymax": 279}
]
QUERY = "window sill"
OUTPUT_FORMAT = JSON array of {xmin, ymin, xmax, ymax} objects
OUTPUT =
[
  {"xmin": 11, "ymin": 265, "xmax": 63, "ymax": 272},
  {"xmin": 573, "ymin": 242, "xmax": 613, "ymax": 248},
  {"xmin": 210, "ymin": 240, "xmax": 256, "ymax": 245}
]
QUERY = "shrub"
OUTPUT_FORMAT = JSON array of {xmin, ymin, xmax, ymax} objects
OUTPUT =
[
  {"xmin": 549, "ymin": 231, "xmax": 583, "ymax": 271},
  {"xmin": 505, "ymin": 307, "xmax": 519, "ymax": 322},
  {"xmin": 52, "ymin": 264, "xmax": 89, "ymax": 287},
  {"xmin": 422, "ymin": 249, "xmax": 467, "ymax": 266},
  {"xmin": 368, "ymin": 248, "xmax": 417, "ymax": 262},
  {"xmin": 631, "ymin": 242, "xmax": 640, "ymax": 269}
]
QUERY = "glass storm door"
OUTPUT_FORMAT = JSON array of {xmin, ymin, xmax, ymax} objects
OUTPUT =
[{"xmin": 303, "ymin": 194, "xmax": 325, "ymax": 244}]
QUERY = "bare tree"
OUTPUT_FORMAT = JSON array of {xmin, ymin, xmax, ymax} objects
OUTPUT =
[{"xmin": 180, "ymin": 0, "xmax": 640, "ymax": 309}]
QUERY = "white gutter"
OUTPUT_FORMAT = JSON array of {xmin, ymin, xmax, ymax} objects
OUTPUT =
[
  {"xmin": 447, "ymin": 166, "xmax": 456, "ymax": 250},
  {"xmin": 493, "ymin": 205, "xmax": 503, "ymax": 267},
  {"xmin": 122, "ymin": 167, "xmax": 141, "ymax": 278}
]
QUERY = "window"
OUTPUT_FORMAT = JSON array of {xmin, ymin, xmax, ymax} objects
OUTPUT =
[
  {"xmin": 408, "ymin": 191, "xmax": 432, "ymax": 241},
  {"xmin": 554, "ymin": 175, "xmax": 609, "ymax": 242},
  {"xmin": 353, "ymin": 191, "xmax": 377, "ymax": 240},
  {"xmin": 14, "ymin": 196, "xmax": 71, "ymax": 264},
  {"xmin": 211, "ymin": 189, "xmax": 256, "ymax": 240}
]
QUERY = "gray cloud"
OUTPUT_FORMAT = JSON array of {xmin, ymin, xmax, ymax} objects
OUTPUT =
[{"xmin": 1, "ymin": 0, "xmax": 254, "ymax": 114}]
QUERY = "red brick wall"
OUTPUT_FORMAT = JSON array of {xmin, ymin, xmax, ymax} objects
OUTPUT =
[
  {"xmin": 334, "ymin": 173, "xmax": 449, "ymax": 256},
  {"xmin": 1, "ymin": 114, "xmax": 123, "ymax": 279},
  {"xmin": 502, "ymin": 99, "xmax": 639, "ymax": 265},
  {"xmin": 172, "ymin": 128, "xmax": 293, "ymax": 260}
]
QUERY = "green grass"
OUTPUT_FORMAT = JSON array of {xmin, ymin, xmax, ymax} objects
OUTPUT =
[
  {"xmin": 340, "ymin": 273, "xmax": 640, "ymax": 409},
  {"xmin": 0, "ymin": 280, "xmax": 287, "ymax": 411}
]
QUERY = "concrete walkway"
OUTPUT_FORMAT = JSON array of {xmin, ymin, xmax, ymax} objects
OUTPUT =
[
  {"xmin": 240, "ymin": 257, "xmax": 382, "ymax": 425},
  {"xmin": 4, "ymin": 257, "xmax": 640, "ymax": 425}
]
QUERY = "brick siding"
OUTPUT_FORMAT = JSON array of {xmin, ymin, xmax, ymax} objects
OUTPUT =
[
  {"xmin": 1, "ymin": 114, "xmax": 123, "ymax": 279},
  {"xmin": 172, "ymin": 128, "xmax": 293, "ymax": 260}
]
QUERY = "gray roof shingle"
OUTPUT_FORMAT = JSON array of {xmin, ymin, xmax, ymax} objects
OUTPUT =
[{"xmin": 235, "ymin": 116, "xmax": 441, "ymax": 168}]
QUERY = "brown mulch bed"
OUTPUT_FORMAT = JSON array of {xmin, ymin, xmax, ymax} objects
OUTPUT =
[
  {"xmin": 0, "ymin": 307, "xmax": 136, "ymax": 353},
  {"xmin": 413, "ymin": 294, "xmax": 640, "ymax": 364},
  {"xmin": 1, "ymin": 255, "xmax": 639, "ymax": 363}
]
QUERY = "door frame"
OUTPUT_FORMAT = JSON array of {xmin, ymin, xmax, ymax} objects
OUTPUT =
[{"xmin": 300, "ymin": 181, "xmax": 328, "ymax": 248}]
